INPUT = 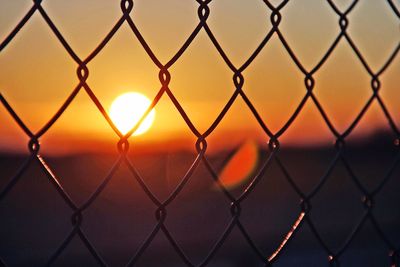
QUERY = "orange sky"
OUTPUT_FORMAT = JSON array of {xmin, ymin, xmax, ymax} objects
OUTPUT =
[{"xmin": 1, "ymin": 0, "xmax": 399, "ymax": 154}]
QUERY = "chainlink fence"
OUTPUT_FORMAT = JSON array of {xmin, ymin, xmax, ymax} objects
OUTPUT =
[{"xmin": 1, "ymin": 0, "xmax": 400, "ymax": 266}]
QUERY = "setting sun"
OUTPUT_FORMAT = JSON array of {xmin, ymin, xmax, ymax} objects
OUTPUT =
[{"xmin": 109, "ymin": 92, "xmax": 155, "ymax": 135}]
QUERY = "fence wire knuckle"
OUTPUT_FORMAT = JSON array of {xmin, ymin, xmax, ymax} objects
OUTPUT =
[{"xmin": 1, "ymin": 0, "xmax": 400, "ymax": 266}]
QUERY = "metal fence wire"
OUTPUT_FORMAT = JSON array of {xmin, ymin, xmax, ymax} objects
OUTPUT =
[{"xmin": 1, "ymin": 0, "xmax": 400, "ymax": 266}]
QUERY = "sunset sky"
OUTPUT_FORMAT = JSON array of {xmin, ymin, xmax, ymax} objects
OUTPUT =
[{"xmin": 1, "ymin": 0, "xmax": 399, "ymax": 154}]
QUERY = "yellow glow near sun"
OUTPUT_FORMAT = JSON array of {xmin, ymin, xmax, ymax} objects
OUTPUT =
[{"xmin": 109, "ymin": 92, "xmax": 155, "ymax": 135}]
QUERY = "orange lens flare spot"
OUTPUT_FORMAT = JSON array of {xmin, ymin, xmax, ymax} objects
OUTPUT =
[{"xmin": 218, "ymin": 140, "xmax": 259, "ymax": 189}]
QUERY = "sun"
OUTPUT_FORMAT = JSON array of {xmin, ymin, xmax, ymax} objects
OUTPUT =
[{"xmin": 109, "ymin": 92, "xmax": 156, "ymax": 135}]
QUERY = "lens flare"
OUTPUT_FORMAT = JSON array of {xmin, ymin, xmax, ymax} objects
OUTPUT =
[{"xmin": 218, "ymin": 140, "xmax": 259, "ymax": 189}]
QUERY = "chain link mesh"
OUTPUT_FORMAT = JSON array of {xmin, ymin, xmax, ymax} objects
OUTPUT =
[{"xmin": 1, "ymin": 0, "xmax": 400, "ymax": 266}]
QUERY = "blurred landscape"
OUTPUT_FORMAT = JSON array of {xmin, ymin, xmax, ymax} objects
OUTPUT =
[{"xmin": 1, "ymin": 132, "xmax": 399, "ymax": 267}]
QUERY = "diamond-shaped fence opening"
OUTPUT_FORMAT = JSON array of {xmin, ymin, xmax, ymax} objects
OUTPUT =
[{"xmin": 0, "ymin": 0, "xmax": 399, "ymax": 266}]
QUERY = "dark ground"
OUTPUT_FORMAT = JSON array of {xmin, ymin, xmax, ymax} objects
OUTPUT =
[{"xmin": 0, "ymin": 134, "xmax": 399, "ymax": 267}]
